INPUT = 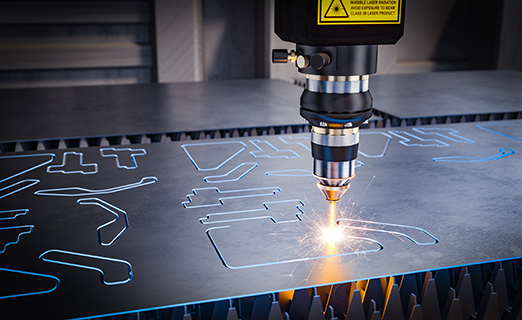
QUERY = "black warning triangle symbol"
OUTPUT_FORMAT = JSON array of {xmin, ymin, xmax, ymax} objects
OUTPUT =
[{"xmin": 324, "ymin": 0, "xmax": 349, "ymax": 18}]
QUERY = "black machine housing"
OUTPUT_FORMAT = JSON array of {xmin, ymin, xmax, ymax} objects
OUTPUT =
[{"xmin": 275, "ymin": 0, "xmax": 406, "ymax": 127}]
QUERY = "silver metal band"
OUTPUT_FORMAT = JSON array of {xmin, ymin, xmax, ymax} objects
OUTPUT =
[
  {"xmin": 306, "ymin": 77, "xmax": 369, "ymax": 94},
  {"xmin": 311, "ymin": 130, "xmax": 359, "ymax": 147},
  {"xmin": 313, "ymin": 159, "xmax": 355, "ymax": 181}
]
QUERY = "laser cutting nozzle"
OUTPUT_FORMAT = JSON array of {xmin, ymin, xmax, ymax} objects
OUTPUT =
[{"xmin": 316, "ymin": 181, "xmax": 350, "ymax": 202}]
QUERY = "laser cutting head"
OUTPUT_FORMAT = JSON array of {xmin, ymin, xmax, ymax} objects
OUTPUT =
[
  {"xmin": 311, "ymin": 125, "xmax": 359, "ymax": 202},
  {"xmin": 272, "ymin": 0, "xmax": 405, "ymax": 203},
  {"xmin": 316, "ymin": 181, "xmax": 349, "ymax": 202}
]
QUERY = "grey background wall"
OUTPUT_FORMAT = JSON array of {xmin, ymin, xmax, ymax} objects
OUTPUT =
[{"xmin": 0, "ymin": 0, "xmax": 520, "ymax": 88}]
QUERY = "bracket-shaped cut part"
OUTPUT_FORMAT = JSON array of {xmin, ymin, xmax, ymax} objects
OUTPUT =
[
  {"xmin": 433, "ymin": 148, "xmax": 515, "ymax": 162},
  {"xmin": 182, "ymin": 187, "xmax": 281, "ymax": 208},
  {"xmin": 47, "ymin": 152, "xmax": 98, "ymax": 174},
  {"xmin": 0, "ymin": 225, "xmax": 34, "ymax": 253},
  {"xmin": 0, "ymin": 209, "xmax": 29, "ymax": 220},
  {"xmin": 100, "ymin": 147, "xmax": 146, "ymax": 169}
]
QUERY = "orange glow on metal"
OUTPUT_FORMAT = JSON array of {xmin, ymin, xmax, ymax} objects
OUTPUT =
[{"xmin": 289, "ymin": 56, "xmax": 297, "ymax": 63}]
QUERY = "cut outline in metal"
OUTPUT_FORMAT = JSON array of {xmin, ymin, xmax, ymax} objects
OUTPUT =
[
  {"xmin": 0, "ymin": 179, "xmax": 39, "ymax": 200},
  {"xmin": 266, "ymin": 169, "xmax": 312, "ymax": 177},
  {"xmin": 358, "ymin": 132, "xmax": 393, "ymax": 158},
  {"xmin": 206, "ymin": 225, "xmax": 383, "ymax": 269},
  {"xmin": 338, "ymin": 219, "xmax": 439, "ymax": 245},
  {"xmin": 204, "ymin": 163, "xmax": 258, "ymax": 183},
  {"xmin": 181, "ymin": 141, "xmax": 247, "ymax": 171},
  {"xmin": 34, "ymin": 176, "xmax": 158, "ymax": 197},
  {"xmin": 0, "ymin": 153, "xmax": 55, "ymax": 184},
  {"xmin": 39, "ymin": 249, "xmax": 133, "ymax": 286},
  {"xmin": 199, "ymin": 199, "xmax": 305, "ymax": 224},
  {"xmin": 0, "ymin": 225, "xmax": 34, "ymax": 253},
  {"xmin": 388, "ymin": 130, "xmax": 450, "ymax": 147},
  {"xmin": 182, "ymin": 186, "xmax": 281, "ymax": 209},
  {"xmin": 412, "ymin": 127, "xmax": 475, "ymax": 144},
  {"xmin": 249, "ymin": 140, "xmax": 300, "ymax": 159},
  {"xmin": 278, "ymin": 136, "xmax": 311, "ymax": 152},
  {"xmin": 0, "ymin": 267, "xmax": 60, "ymax": 300},
  {"xmin": 433, "ymin": 148, "xmax": 515, "ymax": 162},
  {"xmin": 47, "ymin": 152, "xmax": 98, "ymax": 174},
  {"xmin": 476, "ymin": 122, "xmax": 522, "ymax": 142},
  {"xmin": 0, "ymin": 209, "xmax": 29, "ymax": 220},
  {"xmin": 77, "ymin": 198, "xmax": 129, "ymax": 246},
  {"xmin": 100, "ymin": 147, "xmax": 147, "ymax": 169}
]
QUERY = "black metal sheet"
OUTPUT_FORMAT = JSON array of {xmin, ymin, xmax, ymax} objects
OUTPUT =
[
  {"xmin": 0, "ymin": 79, "xmax": 304, "ymax": 143},
  {"xmin": 0, "ymin": 121, "xmax": 521, "ymax": 319},
  {"xmin": 371, "ymin": 70, "xmax": 522, "ymax": 119}
]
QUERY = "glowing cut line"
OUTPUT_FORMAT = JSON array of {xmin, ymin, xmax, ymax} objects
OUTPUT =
[
  {"xmin": 0, "ymin": 179, "xmax": 39, "ymax": 200},
  {"xmin": 199, "ymin": 200, "xmax": 305, "ymax": 224},
  {"xmin": 204, "ymin": 163, "xmax": 258, "ymax": 183},
  {"xmin": 249, "ymin": 140, "xmax": 300, "ymax": 159},
  {"xmin": 433, "ymin": 148, "xmax": 515, "ymax": 162},
  {"xmin": 412, "ymin": 127, "xmax": 475, "ymax": 143},
  {"xmin": 0, "ymin": 225, "xmax": 34, "ymax": 253},
  {"xmin": 100, "ymin": 147, "xmax": 146, "ymax": 169},
  {"xmin": 34, "ymin": 176, "xmax": 157, "ymax": 197},
  {"xmin": 206, "ymin": 226, "xmax": 383, "ymax": 269},
  {"xmin": 358, "ymin": 132, "xmax": 392, "ymax": 158},
  {"xmin": 0, "ymin": 268, "xmax": 60, "ymax": 299},
  {"xmin": 182, "ymin": 187, "xmax": 281, "ymax": 208},
  {"xmin": 0, "ymin": 153, "xmax": 55, "ymax": 184},
  {"xmin": 77, "ymin": 198, "xmax": 129, "ymax": 246},
  {"xmin": 476, "ymin": 122, "xmax": 522, "ymax": 142},
  {"xmin": 388, "ymin": 130, "xmax": 449, "ymax": 147},
  {"xmin": 279, "ymin": 136, "xmax": 311, "ymax": 152},
  {"xmin": 39, "ymin": 249, "xmax": 133, "ymax": 286},
  {"xmin": 182, "ymin": 141, "xmax": 247, "ymax": 171},
  {"xmin": 338, "ymin": 219, "xmax": 439, "ymax": 245},
  {"xmin": 47, "ymin": 152, "xmax": 98, "ymax": 174},
  {"xmin": 0, "ymin": 209, "xmax": 28, "ymax": 220}
]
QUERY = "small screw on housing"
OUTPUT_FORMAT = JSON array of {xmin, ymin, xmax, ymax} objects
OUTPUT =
[
  {"xmin": 344, "ymin": 122, "xmax": 353, "ymax": 127},
  {"xmin": 319, "ymin": 121, "xmax": 328, "ymax": 127}
]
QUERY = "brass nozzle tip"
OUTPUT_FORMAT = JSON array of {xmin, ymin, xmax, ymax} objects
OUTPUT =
[{"xmin": 316, "ymin": 181, "xmax": 350, "ymax": 202}]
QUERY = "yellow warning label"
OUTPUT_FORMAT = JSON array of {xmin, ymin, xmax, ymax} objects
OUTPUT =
[{"xmin": 318, "ymin": 0, "xmax": 402, "ymax": 25}]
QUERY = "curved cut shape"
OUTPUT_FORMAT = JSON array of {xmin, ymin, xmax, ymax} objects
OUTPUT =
[
  {"xmin": 0, "ymin": 268, "xmax": 60, "ymax": 300},
  {"xmin": 34, "ymin": 177, "xmax": 157, "ymax": 197},
  {"xmin": 77, "ymin": 198, "xmax": 129, "ymax": 246},
  {"xmin": 338, "ymin": 219, "xmax": 439, "ymax": 245},
  {"xmin": 39, "ymin": 249, "xmax": 133, "ymax": 286}
]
